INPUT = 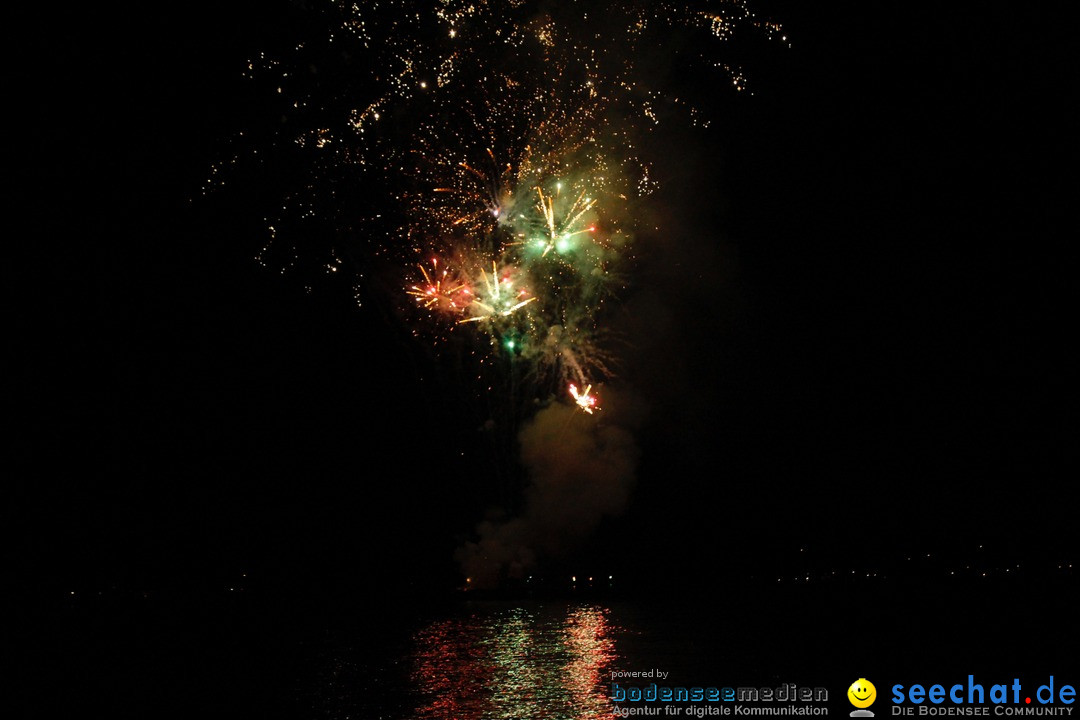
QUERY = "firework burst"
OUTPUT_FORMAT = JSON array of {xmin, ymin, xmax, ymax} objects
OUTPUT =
[{"xmin": 211, "ymin": 0, "xmax": 785, "ymax": 415}]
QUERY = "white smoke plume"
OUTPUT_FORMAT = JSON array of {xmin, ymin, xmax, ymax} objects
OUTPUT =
[{"xmin": 456, "ymin": 388, "xmax": 642, "ymax": 588}]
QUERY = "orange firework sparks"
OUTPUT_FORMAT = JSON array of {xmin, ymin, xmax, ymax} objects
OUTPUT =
[{"xmin": 569, "ymin": 383, "xmax": 599, "ymax": 414}]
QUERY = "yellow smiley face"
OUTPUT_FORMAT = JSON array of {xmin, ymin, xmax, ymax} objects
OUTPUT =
[{"xmin": 848, "ymin": 679, "xmax": 877, "ymax": 708}]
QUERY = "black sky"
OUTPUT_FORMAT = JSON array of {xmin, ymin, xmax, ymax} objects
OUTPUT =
[{"xmin": 9, "ymin": 1, "xmax": 1074, "ymax": 597}]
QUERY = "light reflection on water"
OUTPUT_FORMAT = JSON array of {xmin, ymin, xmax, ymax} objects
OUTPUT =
[
  {"xmin": 411, "ymin": 605, "xmax": 619, "ymax": 720},
  {"xmin": 307, "ymin": 603, "xmax": 624, "ymax": 719}
]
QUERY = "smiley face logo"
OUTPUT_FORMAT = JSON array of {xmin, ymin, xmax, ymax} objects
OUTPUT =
[{"xmin": 848, "ymin": 679, "xmax": 877, "ymax": 709}]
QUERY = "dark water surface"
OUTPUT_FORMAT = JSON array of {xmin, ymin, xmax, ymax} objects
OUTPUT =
[{"xmin": 28, "ymin": 580, "xmax": 1076, "ymax": 719}]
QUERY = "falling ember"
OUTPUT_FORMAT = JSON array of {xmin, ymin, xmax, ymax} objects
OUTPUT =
[{"xmin": 569, "ymin": 383, "xmax": 599, "ymax": 414}]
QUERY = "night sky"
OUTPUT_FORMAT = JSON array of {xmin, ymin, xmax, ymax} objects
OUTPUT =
[{"xmin": 11, "ymin": 1, "xmax": 1074, "ymax": 604}]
